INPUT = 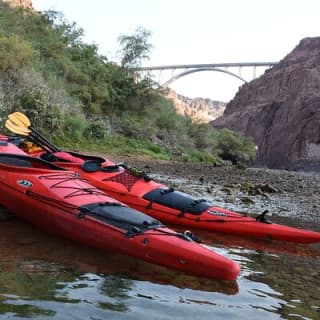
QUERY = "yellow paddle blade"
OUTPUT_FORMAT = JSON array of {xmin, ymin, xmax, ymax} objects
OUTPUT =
[
  {"xmin": 7, "ymin": 114, "xmax": 26, "ymax": 128},
  {"xmin": 8, "ymin": 112, "xmax": 31, "ymax": 128},
  {"xmin": 5, "ymin": 119, "xmax": 31, "ymax": 136},
  {"xmin": 13, "ymin": 111, "xmax": 31, "ymax": 126}
]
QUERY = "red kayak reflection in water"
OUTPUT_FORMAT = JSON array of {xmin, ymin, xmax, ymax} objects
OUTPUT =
[{"xmin": 0, "ymin": 217, "xmax": 239, "ymax": 295}]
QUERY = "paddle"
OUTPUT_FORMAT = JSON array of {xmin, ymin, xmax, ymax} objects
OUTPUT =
[
  {"xmin": 6, "ymin": 112, "xmax": 60, "ymax": 153},
  {"xmin": 5, "ymin": 114, "xmax": 151, "ymax": 175},
  {"xmin": 5, "ymin": 119, "xmax": 54, "ymax": 154},
  {"xmin": 5, "ymin": 114, "xmax": 85, "ymax": 163}
]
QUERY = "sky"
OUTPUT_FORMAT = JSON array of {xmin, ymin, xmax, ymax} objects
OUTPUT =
[{"xmin": 31, "ymin": 0, "xmax": 320, "ymax": 102}]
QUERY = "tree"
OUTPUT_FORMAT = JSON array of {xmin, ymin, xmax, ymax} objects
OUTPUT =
[{"xmin": 117, "ymin": 27, "xmax": 153, "ymax": 68}]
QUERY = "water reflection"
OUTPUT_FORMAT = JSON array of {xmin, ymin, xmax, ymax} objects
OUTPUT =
[{"xmin": 1, "ymin": 216, "xmax": 319, "ymax": 319}]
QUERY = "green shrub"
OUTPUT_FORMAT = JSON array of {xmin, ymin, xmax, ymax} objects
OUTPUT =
[
  {"xmin": 61, "ymin": 115, "xmax": 88, "ymax": 140},
  {"xmin": 0, "ymin": 35, "xmax": 37, "ymax": 72},
  {"xmin": 17, "ymin": 89, "xmax": 62, "ymax": 134},
  {"xmin": 188, "ymin": 122, "xmax": 213, "ymax": 149},
  {"xmin": 212, "ymin": 128, "xmax": 257, "ymax": 164},
  {"xmin": 83, "ymin": 118, "xmax": 111, "ymax": 139}
]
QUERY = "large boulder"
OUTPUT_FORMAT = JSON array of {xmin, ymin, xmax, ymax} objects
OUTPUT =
[{"xmin": 212, "ymin": 37, "xmax": 320, "ymax": 171}]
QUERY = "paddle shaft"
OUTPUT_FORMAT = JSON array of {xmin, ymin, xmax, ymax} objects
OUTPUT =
[
  {"xmin": 26, "ymin": 132, "xmax": 54, "ymax": 154},
  {"xmin": 29, "ymin": 126, "xmax": 60, "ymax": 153}
]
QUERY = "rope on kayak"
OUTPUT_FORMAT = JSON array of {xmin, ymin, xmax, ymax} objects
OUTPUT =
[
  {"xmin": 38, "ymin": 173, "xmax": 106, "ymax": 198},
  {"xmin": 25, "ymin": 191, "xmax": 136, "ymax": 236},
  {"xmin": 102, "ymin": 171, "xmax": 140, "ymax": 191},
  {"xmin": 102, "ymin": 164, "xmax": 152, "ymax": 191},
  {"xmin": 78, "ymin": 202, "xmax": 201, "ymax": 242},
  {"xmin": 25, "ymin": 190, "xmax": 78, "ymax": 213},
  {"xmin": 78, "ymin": 205, "xmax": 198, "ymax": 241},
  {"xmin": 119, "ymin": 164, "xmax": 152, "ymax": 182},
  {"xmin": 125, "ymin": 227, "xmax": 202, "ymax": 243}
]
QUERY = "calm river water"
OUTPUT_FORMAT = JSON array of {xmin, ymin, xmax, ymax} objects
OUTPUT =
[{"xmin": 0, "ymin": 214, "xmax": 319, "ymax": 320}]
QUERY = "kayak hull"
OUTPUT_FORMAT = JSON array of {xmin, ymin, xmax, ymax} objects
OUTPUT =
[{"xmin": 0, "ymin": 144, "xmax": 239, "ymax": 281}]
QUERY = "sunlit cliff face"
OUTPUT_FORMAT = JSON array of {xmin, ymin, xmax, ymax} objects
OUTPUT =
[
  {"xmin": 165, "ymin": 88, "xmax": 226, "ymax": 123},
  {"xmin": 0, "ymin": 0, "xmax": 33, "ymax": 9}
]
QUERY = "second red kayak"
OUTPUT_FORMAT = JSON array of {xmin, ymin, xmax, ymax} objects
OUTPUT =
[{"xmin": 15, "ymin": 138, "xmax": 320, "ymax": 244}]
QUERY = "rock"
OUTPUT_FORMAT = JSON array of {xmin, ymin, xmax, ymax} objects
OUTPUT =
[
  {"xmin": 221, "ymin": 187, "xmax": 232, "ymax": 195},
  {"xmin": 212, "ymin": 37, "xmax": 320, "ymax": 171},
  {"xmin": 206, "ymin": 187, "xmax": 212, "ymax": 193},
  {"xmin": 241, "ymin": 182, "xmax": 278, "ymax": 195},
  {"xmin": 240, "ymin": 182, "xmax": 255, "ymax": 192},
  {"xmin": 257, "ymin": 183, "xmax": 278, "ymax": 193},
  {"xmin": 240, "ymin": 196, "xmax": 255, "ymax": 205},
  {"xmin": 248, "ymin": 187, "xmax": 264, "ymax": 196},
  {"xmin": 224, "ymin": 196, "xmax": 235, "ymax": 203}
]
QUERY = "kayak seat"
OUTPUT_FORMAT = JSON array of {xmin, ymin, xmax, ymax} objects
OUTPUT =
[
  {"xmin": 143, "ymin": 188, "xmax": 212, "ymax": 215},
  {"xmin": 0, "ymin": 156, "xmax": 33, "ymax": 167}
]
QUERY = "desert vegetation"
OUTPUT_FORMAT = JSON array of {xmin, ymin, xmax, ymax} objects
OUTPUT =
[{"xmin": 0, "ymin": 5, "xmax": 256, "ymax": 164}]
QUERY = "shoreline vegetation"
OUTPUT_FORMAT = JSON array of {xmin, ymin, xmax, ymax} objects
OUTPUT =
[{"xmin": 0, "ymin": 6, "xmax": 256, "ymax": 167}]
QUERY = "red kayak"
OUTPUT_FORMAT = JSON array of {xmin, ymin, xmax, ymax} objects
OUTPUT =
[
  {"xmin": 15, "ymin": 139, "xmax": 320, "ymax": 244},
  {"xmin": 0, "ymin": 140, "xmax": 240, "ymax": 281}
]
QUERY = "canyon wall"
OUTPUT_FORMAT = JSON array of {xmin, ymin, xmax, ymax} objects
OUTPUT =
[
  {"xmin": 212, "ymin": 37, "xmax": 320, "ymax": 171},
  {"xmin": 165, "ymin": 88, "xmax": 226, "ymax": 123}
]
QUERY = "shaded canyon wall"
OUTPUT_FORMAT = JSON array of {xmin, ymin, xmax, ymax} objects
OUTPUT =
[{"xmin": 212, "ymin": 37, "xmax": 320, "ymax": 171}]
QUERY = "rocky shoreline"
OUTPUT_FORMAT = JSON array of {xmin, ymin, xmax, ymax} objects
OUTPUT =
[{"xmin": 116, "ymin": 156, "xmax": 320, "ymax": 231}]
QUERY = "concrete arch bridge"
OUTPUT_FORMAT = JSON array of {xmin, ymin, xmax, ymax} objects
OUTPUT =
[{"xmin": 134, "ymin": 62, "xmax": 278, "ymax": 87}]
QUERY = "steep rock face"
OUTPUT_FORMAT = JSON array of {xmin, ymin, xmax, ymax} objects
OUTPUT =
[
  {"xmin": 0, "ymin": 0, "xmax": 33, "ymax": 9},
  {"xmin": 165, "ymin": 88, "xmax": 226, "ymax": 123},
  {"xmin": 212, "ymin": 37, "xmax": 320, "ymax": 171}
]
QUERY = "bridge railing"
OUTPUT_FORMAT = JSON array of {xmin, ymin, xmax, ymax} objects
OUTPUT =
[
  {"xmin": 133, "ymin": 62, "xmax": 278, "ymax": 71},
  {"xmin": 132, "ymin": 62, "xmax": 278, "ymax": 86}
]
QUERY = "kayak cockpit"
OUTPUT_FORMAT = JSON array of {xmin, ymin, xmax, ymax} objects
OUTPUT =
[
  {"xmin": 78, "ymin": 202, "xmax": 163, "ymax": 236},
  {"xmin": 0, "ymin": 153, "xmax": 66, "ymax": 171},
  {"xmin": 143, "ymin": 188, "xmax": 212, "ymax": 216}
]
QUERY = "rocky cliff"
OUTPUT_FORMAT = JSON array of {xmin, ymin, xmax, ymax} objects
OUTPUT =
[
  {"xmin": 212, "ymin": 37, "xmax": 320, "ymax": 171},
  {"xmin": 0, "ymin": 0, "xmax": 33, "ymax": 9},
  {"xmin": 165, "ymin": 88, "xmax": 226, "ymax": 123}
]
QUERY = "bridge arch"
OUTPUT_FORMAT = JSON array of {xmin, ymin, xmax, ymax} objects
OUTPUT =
[{"xmin": 161, "ymin": 67, "xmax": 247, "ymax": 87}]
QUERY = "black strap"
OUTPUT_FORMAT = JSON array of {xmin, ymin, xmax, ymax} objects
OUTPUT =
[{"xmin": 255, "ymin": 210, "xmax": 272, "ymax": 224}]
